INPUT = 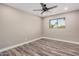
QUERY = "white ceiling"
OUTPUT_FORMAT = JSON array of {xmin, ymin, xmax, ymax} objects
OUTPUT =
[{"xmin": 5, "ymin": 3, "xmax": 79, "ymax": 17}]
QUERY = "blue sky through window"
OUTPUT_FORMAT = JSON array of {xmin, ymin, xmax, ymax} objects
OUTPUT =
[{"xmin": 50, "ymin": 19, "xmax": 57, "ymax": 25}]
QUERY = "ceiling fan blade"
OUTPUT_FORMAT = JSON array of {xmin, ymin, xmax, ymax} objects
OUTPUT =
[
  {"xmin": 40, "ymin": 3, "xmax": 46, "ymax": 8},
  {"xmin": 41, "ymin": 11, "xmax": 45, "ymax": 14},
  {"xmin": 33, "ymin": 9, "xmax": 42, "ymax": 11},
  {"xmin": 48, "ymin": 5, "xmax": 58, "ymax": 10},
  {"xmin": 40, "ymin": 3, "xmax": 44, "ymax": 6}
]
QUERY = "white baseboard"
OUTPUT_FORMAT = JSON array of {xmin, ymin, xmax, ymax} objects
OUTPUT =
[
  {"xmin": 0, "ymin": 37, "xmax": 42, "ymax": 52},
  {"xmin": 42, "ymin": 37, "xmax": 79, "ymax": 45}
]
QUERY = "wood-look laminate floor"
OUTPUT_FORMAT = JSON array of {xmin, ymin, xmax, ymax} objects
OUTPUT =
[{"xmin": 0, "ymin": 38, "xmax": 79, "ymax": 56}]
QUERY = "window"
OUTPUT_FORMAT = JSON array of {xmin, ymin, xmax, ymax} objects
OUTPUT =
[{"xmin": 49, "ymin": 18, "xmax": 65, "ymax": 28}]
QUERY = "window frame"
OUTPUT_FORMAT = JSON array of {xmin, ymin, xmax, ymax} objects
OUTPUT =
[{"xmin": 49, "ymin": 17, "xmax": 65, "ymax": 29}]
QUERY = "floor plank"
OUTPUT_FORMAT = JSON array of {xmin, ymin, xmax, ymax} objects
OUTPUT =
[{"xmin": 0, "ymin": 39, "xmax": 79, "ymax": 56}]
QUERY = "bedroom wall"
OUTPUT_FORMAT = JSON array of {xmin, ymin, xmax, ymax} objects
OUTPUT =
[
  {"xmin": 43, "ymin": 10, "xmax": 79, "ymax": 42},
  {"xmin": 0, "ymin": 4, "xmax": 42, "ymax": 49}
]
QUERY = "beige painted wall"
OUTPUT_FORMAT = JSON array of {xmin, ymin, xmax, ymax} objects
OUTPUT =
[
  {"xmin": 0, "ymin": 4, "xmax": 42, "ymax": 49},
  {"xmin": 43, "ymin": 10, "xmax": 79, "ymax": 42},
  {"xmin": 0, "ymin": 4, "xmax": 79, "ymax": 50}
]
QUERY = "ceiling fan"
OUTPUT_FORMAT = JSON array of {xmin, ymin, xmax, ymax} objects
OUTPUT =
[{"xmin": 33, "ymin": 3, "xmax": 58, "ymax": 14}]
